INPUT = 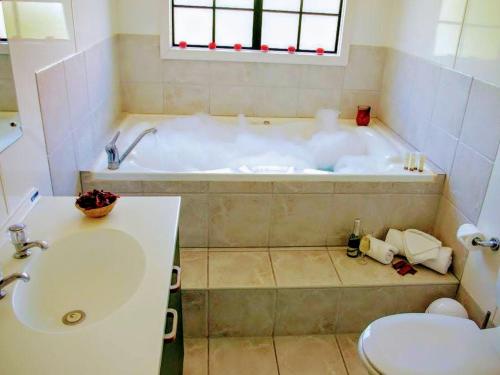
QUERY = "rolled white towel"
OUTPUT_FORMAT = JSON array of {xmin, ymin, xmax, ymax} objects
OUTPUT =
[
  {"xmin": 403, "ymin": 229, "xmax": 441, "ymax": 264},
  {"xmin": 367, "ymin": 235, "xmax": 398, "ymax": 265},
  {"xmin": 385, "ymin": 229, "xmax": 404, "ymax": 254},
  {"xmin": 422, "ymin": 247, "xmax": 453, "ymax": 275}
]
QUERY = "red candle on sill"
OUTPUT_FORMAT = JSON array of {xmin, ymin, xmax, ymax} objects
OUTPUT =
[
  {"xmin": 260, "ymin": 44, "xmax": 269, "ymax": 53},
  {"xmin": 356, "ymin": 105, "xmax": 371, "ymax": 126},
  {"xmin": 288, "ymin": 46, "xmax": 296, "ymax": 54},
  {"xmin": 208, "ymin": 42, "xmax": 217, "ymax": 50},
  {"xmin": 316, "ymin": 48, "xmax": 325, "ymax": 55},
  {"xmin": 179, "ymin": 41, "xmax": 187, "ymax": 49},
  {"xmin": 234, "ymin": 43, "xmax": 242, "ymax": 51}
]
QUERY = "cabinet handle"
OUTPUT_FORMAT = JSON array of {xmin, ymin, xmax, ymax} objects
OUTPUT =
[
  {"xmin": 164, "ymin": 308, "xmax": 178, "ymax": 343},
  {"xmin": 170, "ymin": 266, "xmax": 181, "ymax": 292}
]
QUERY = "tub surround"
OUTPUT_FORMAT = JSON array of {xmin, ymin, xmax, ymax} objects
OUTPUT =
[
  {"xmin": 180, "ymin": 247, "xmax": 458, "ymax": 338},
  {"xmin": 0, "ymin": 53, "xmax": 18, "ymax": 112},
  {"xmin": 0, "ymin": 196, "xmax": 180, "ymax": 375}
]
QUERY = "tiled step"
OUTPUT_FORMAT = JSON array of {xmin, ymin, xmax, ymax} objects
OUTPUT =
[
  {"xmin": 184, "ymin": 334, "xmax": 367, "ymax": 375},
  {"xmin": 180, "ymin": 247, "xmax": 459, "ymax": 337}
]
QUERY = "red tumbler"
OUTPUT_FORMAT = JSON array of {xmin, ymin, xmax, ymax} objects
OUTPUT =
[{"xmin": 356, "ymin": 105, "xmax": 371, "ymax": 126}]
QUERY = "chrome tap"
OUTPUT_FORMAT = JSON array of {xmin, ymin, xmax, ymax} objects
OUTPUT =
[
  {"xmin": 105, "ymin": 128, "xmax": 157, "ymax": 170},
  {"xmin": 0, "ymin": 272, "xmax": 29, "ymax": 299},
  {"xmin": 8, "ymin": 224, "xmax": 49, "ymax": 259}
]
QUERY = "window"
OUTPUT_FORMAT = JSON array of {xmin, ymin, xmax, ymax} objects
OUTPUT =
[
  {"xmin": 170, "ymin": 0, "xmax": 344, "ymax": 54},
  {"xmin": 0, "ymin": 2, "xmax": 7, "ymax": 41}
]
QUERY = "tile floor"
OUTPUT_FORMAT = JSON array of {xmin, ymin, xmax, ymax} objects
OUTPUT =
[{"xmin": 184, "ymin": 334, "xmax": 368, "ymax": 375}]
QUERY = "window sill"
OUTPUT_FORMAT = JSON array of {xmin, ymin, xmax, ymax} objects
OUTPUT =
[
  {"xmin": 161, "ymin": 47, "xmax": 349, "ymax": 66},
  {"xmin": 0, "ymin": 42, "xmax": 9, "ymax": 55}
]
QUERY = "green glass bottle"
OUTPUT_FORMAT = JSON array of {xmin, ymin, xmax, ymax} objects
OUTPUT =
[{"xmin": 347, "ymin": 218, "xmax": 361, "ymax": 258}]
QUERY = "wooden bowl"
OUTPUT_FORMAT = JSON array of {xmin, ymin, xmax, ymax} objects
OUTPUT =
[{"xmin": 76, "ymin": 200, "xmax": 117, "ymax": 218}]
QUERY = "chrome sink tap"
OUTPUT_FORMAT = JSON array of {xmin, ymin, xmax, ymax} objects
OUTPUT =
[
  {"xmin": 8, "ymin": 224, "xmax": 49, "ymax": 259},
  {"xmin": 105, "ymin": 128, "xmax": 157, "ymax": 170},
  {"xmin": 0, "ymin": 272, "xmax": 29, "ymax": 299}
]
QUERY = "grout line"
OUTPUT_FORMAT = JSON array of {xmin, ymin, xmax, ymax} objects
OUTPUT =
[
  {"xmin": 334, "ymin": 335, "xmax": 351, "ymax": 375},
  {"xmin": 272, "ymin": 336, "xmax": 281, "ymax": 375}
]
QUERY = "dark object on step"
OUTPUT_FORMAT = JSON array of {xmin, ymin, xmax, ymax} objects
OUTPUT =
[{"xmin": 392, "ymin": 260, "xmax": 417, "ymax": 276}]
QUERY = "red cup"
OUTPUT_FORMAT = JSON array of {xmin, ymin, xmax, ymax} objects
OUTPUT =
[
  {"xmin": 208, "ymin": 42, "xmax": 217, "ymax": 50},
  {"xmin": 316, "ymin": 48, "xmax": 325, "ymax": 55},
  {"xmin": 234, "ymin": 43, "xmax": 242, "ymax": 51},
  {"xmin": 260, "ymin": 44, "xmax": 269, "ymax": 53},
  {"xmin": 179, "ymin": 41, "xmax": 187, "ymax": 49},
  {"xmin": 288, "ymin": 46, "xmax": 296, "ymax": 54},
  {"xmin": 356, "ymin": 105, "xmax": 371, "ymax": 126}
]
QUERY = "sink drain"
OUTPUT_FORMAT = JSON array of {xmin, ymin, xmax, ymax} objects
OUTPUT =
[{"xmin": 62, "ymin": 310, "xmax": 86, "ymax": 326}]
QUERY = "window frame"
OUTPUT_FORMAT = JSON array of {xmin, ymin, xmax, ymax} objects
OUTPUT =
[{"xmin": 160, "ymin": 0, "xmax": 352, "ymax": 66}]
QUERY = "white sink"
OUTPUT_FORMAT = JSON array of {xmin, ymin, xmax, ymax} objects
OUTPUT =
[{"xmin": 12, "ymin": 228, "xmax": 146, "ymax": 333}]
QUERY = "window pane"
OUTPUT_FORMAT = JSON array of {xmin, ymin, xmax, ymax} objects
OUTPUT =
[
  {"xmin": 263, "ymin": 0, "xmax": 301, "ymax": 11},
  {"xmin": 303, "ymin": 0, "xmax": 341, "ymax": 14},
  {"xmin": 0, "ymin": 6, "xmax": 7, "ymax": 39},
  {"xmin": 174, "ymin": 0, "xmax": 213, "ymax": 6},
  {"xmin": 300, "ymin": 15, "xmax": 337, "ymax": 51},
  {"xmin": 262, "ymin": 12, "xmax": 299, "ymax": 48},
  {"xmin": 217, "ymin": 0, "xmax": 254, "ymax": 9},
  {"xmin": 174, "ymin": 8, "xmax": 213, "ymax": 45},
  {"xmin": 216, "ymin": 10, "xmax": 253, "ymax": 46}
]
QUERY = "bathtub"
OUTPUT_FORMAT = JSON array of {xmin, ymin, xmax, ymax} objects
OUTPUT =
[{"xmin": 89, "ymin": 112, "xmax": 438, "ymax": 182}]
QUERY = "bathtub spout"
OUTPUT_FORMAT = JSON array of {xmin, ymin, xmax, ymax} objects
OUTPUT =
[{"xmin": 105, "ymin": 128, "xmax": 157, "ymax": 170}]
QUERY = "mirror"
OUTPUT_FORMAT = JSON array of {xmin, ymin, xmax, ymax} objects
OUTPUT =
[{"xmin": 0, "ymin": 6, "xmax": 22, "ymax": 153}]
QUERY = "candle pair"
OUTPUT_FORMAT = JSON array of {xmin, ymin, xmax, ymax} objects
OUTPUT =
[{"xmin": 404, "ymin": 153, "xmax": 425, "ymax": 172}]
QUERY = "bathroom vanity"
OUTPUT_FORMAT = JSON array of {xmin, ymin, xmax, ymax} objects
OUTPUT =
[{"xmin": 0, "ymin": 196, "xmax": 183, "ymax": 374}]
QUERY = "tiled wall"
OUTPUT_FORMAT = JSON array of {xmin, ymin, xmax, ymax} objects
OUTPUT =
[
  {"xmin": 0, "ymin": 54, "xmax": 17, "ymax": 111},
  {"xmin": 36, "ymin": 37, "xmax": 122, "ymax": 195},
  {"xmin": 81, "ymin": 176, "xmax": 444, "ymax": 249},
  {"xmin": 119, "ymin": 34, "xmax": 385, "ymax": 119},
  {"xmin": 378, "ymin": 48, "xmax": 500, "ymax": 282}
]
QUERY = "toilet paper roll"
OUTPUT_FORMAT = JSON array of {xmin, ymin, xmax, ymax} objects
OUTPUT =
[
  {"xmin": 457, "ymin": 224, "xmax": 484, "ymax": 249},
  {"xmin": 422, "ymin": 247, "xmax": 453, "ymax": 275},
  {"xmin": 367, "ymin": 236, "xmax": 398, "ymax": 265},
  {"xmin": 385, "ymin": 229, "xmax": 404, "ymax": 255}
]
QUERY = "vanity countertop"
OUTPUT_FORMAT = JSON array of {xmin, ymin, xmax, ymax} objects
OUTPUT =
[{"xmin": 0, "ymin": 196, "xmax": 181, "ymax": 374}]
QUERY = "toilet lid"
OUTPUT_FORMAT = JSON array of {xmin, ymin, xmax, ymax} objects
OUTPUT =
[{"xmin": 360, "ymin": 313, "xmax": 500, "ymax": 375}]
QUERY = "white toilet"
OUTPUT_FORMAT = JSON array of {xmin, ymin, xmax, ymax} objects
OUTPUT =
[{"xmin": 358, "ymin": 274, "xmax": 500, "ymax": 374}]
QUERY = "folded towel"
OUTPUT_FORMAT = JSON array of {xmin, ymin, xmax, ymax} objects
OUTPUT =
[
  {"xmin": 385, "ymin": 229, "xmax": 404, "ymax": 254},
  {"xmin": 422, "ymin": 247, "xmax": 453, "ymax": 274},
  {"xmin": 367, "ymin": 235, "xmax": 398, "ymax": 265},
  {"xmin": 403, "ymin": 229, "xmax": 441, "ymax": 264}
]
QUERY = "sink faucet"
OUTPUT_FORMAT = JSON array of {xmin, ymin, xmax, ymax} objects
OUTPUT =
[
  {"xmin": 0, "ymin": 272, "xmax": 29, "ymax": 299},
  {"xmin": 105, "ymin": 128, "xmax": 157, "ymax": 170},
  {"xmin": 8, "ymin": 224, "xmax": 49, "ymax": 259}
]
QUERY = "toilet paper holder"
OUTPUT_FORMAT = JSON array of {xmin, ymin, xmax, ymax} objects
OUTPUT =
[{"xmin": 472, "ymin": 237, "xmax": 500, "ymax": 251}]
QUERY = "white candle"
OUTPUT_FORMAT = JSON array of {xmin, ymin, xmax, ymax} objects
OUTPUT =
[{"xmin": 419, "ymin": 154, "xmax": 426, "ymax": 172}]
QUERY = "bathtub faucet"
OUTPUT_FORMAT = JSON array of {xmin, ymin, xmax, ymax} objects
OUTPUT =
[{"xmin": 105, "ymin": 128, "xmax": 157, "ymax": 170}]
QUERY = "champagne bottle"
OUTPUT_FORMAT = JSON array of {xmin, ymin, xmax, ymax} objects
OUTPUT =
[{"xmin": 347, "ymin": 219, "xmax": 361, "ymax": 258}]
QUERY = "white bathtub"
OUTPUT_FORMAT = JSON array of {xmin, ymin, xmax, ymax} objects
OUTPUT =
[{"xmin": 90, "ymin": 113, "xmax": 438, "ymax": 182}]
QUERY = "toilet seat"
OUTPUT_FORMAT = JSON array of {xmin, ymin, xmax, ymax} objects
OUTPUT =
[{"xmin": 359, "ymin": 313, "xmax": 500, "ymax": 375}]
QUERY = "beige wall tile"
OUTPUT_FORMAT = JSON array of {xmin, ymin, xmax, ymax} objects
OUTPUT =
[
  {"xmin": 254, "ymin": 86, "xmax": 298, "ymax": 117},
  {"xmin": 270, "ymin": 250, "xmax": 340, "ymax": 287},
  {"xmin": 396, "ymin": 284, "xmax": 458, "ymax": 313},
  {"xmin": 274, "ymin": 335, "xmax": 347, "ymax": 375},
  {"xmin": 209, "ymin": 181, "xmax": 272, "ymax": 193},
  {"xmin": 182, "ymin": 290, "xmax": 208, "ymax": 338},
  {"xmin": 121, "ymin": 82, "xmax": 164, "ymax": 114},
  {"xmin": 209, "ymin": 61, "xmax": 258, "ymax": 86},
  {"xmin": 336, "ymin": 334, "xmax": 369, "ymax": 375},
  {"xmin": 446, "ymin": 143, "xmax": 493, "ymax": 223},
  {"xmin": 456, "ymin": 285, "xmax": 489, "ymax": 328},
  {"xmin": 163, "ymin": 60, "xmax": 210, "ymax": 84},
  {"xmin": 181, "ymin": 250, "xmax": 207, "ymax": 290},
  {"xmin": 384, "ymin": 194, "xmax": 440, "ymax": 233},
  {"xmin": 433, "ymin": 196, "xmax": 470, "ymax": 279},
  {"xmin": 329, "ymin": 250, "xmax": 458, "ymax": 287},
  {"xmin": 164, "ymin": 84, "xmax": 210, "ymax": 115},
  {"xmin": 274, "ymin": 288, "xmax": 340, "ymax": 335},
  {"xmin": 208, "ymin": 290, "xmax": 276, "ymax": 337},
  {"xmin": 431, "ymin": 67, "xmax": 472, "ymax": 138},
  {"xmin": 210, "ymin": 85, "xmax": 257, "ymax": 116},
  {"xmin": 209, "ymin": 194, "xmax": 271, "ymax": 247},
  {"xmin": 119, "ymin": 34, "xmax": 162, "ymax": 83},
  {"xmin": 0, "ymin": 79, "xmax": 18, "ymax": 111},
  {"xmin": 299, "ymin": 65, "xmax": 345, "ymax": 90},
  {"xmin": 184, "ymin": 338, "xmax": 208, "ymax": 375},
  {"xmin": 273, "ymin": 181, "xmax": 334, "ymax": 194},
  {"xmin": 143, "ymin": 181, "xmax": 208, "ymax": 193},
  {"xmin": 270, "ymin": 194, "xmax": 331, "ymax": 247},
  {"xmin": 297, "ymin": 88, "xmax": 342, "ymax": 117},
  {"xmin": 209, "ymin": 247, "xmax": 268, "ymax": 252},
  {"xmin": 209, "ymin": 337, "xmax": 279, "ymax": 375},
  {"xmin": 460, "ymin": 79, "xmax": 500, "ymax": 161},
  {"xmin": 344, "ymin": 45, "xmax": 386, "ymax": 91},
  {"xmin": 209, "ymin": 252, "xmax": 275, "ymax": 289},
  {"xmin": 423, "ymin": 125, "xmax": 459, "ymax": 173},
  {"xmin": 179, "ymin": 194, "xmax": 209, "ymax": 248},
  {"xmin": 255, "ymin": 63, "xmax": 301, "ymax": 87},
  {"xmin": 334, "ymin": 178, "xmax": 445, "ymax": 195},
  {"xmin": 64, "ymin": 52, "xmax": 90, "ymax": 123}
]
